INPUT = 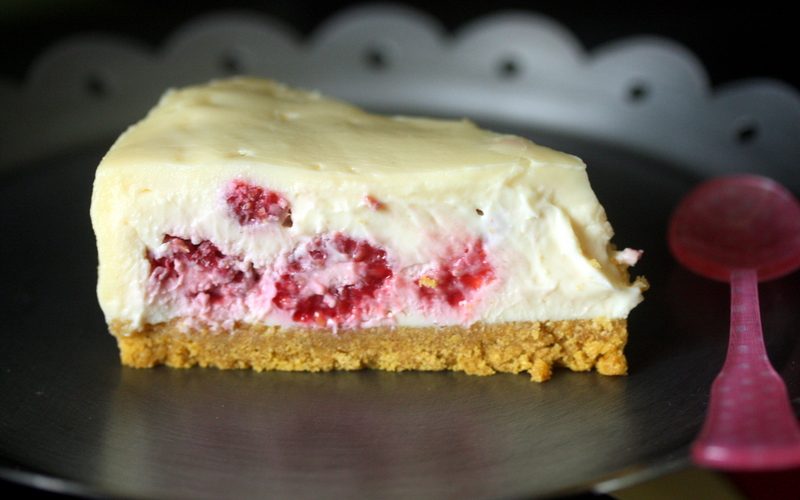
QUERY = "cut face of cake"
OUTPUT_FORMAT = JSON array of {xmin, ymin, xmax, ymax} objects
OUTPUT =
[{"xmin": 90, "ymin": 77, "xmax": 646, "ymax": 381}]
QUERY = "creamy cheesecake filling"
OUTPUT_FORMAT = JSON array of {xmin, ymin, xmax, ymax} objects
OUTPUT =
[
  {"xmin": 98, "ymin": 173, "xmax": 643, "ymax": 330},
  {"xmin": 91, "ymin": 77, "xmax": 646, "ymax": 333}
]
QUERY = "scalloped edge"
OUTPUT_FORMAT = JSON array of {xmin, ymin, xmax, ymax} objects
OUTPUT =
[{"xmin": 1, "ymin": 4, "xmax": 798, "ymax": 191}]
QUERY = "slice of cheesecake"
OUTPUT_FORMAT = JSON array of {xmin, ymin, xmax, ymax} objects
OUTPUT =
[{"xmin": 90, "ymin": 77, "xmax": 646, "ymax": 381}]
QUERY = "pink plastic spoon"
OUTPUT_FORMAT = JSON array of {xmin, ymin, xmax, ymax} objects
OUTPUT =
[{"xmin": 669, "ymin": 174, "xmax": 800, "ymax": 470}]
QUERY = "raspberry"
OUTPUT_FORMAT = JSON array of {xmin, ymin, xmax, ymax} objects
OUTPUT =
[
  {"xmin": 148, "ymin": 235, "xmax": 260, "ymax": 305},
  {"xmin": 416, "ymin": 239, "xmax": 494, "ymax": 307},
  {"xmin": 272, "ymin": 233, "xmax": 393, "ymax": 326},
  {"xmin": 364, "ymin": 195, "xmax": 385, "ymax": 211},
  {"xmin": 225, "ymin": 180, "xmax": 291, "ymax": 226}
]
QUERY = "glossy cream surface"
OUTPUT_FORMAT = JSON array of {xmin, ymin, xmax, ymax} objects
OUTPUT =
[{"xmin": 90, "ymin": 77, "xmax": 645, "ymax": 329}]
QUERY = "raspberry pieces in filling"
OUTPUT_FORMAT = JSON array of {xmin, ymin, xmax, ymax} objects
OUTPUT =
[
  {"xmin": 147, "ymin": 236, "xmax": 261, "ymax": 309},
  {"xmin": 415, "ymin": 239, "xmax": 494, "ymax": 307},
  {"xmin": 144, "ymin": 231, "xmax": 492, "ymax": 327},
  {"xmin": 225, "ymin": 179, "xmax": 292, "ymax": 226},
  {"xmin": 272, "ymin": 233, "xmax": 394, "ymax": 327}
]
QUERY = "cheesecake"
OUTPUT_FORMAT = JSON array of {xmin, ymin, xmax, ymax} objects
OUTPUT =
[{"xmin": 90, "ymin": 77, "xmax": 646, "ymax": 381}]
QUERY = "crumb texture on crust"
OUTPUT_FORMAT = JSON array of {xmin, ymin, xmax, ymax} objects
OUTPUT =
[{"xmin": 110, "ymin": 319, "xmax": 627, "ymax": 382}]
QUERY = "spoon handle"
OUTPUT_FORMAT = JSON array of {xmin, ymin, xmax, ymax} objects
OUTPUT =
[{"xmin": 692, "ymin": 268, "xmax": 800, "ymax": 470}]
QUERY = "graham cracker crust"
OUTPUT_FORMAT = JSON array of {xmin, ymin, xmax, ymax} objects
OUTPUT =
[{"xmin": 110, "ymin": 318, "xmax": 627, "ymax": 382}]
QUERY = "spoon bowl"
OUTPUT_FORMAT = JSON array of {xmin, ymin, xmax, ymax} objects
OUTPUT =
[
  {"xmin": 669, "ymin": 174, "xmax": 800, "ymax": 282},
  {"xmin": 668, "ymin": 174, "xmax": 800, "ymax": 471}
]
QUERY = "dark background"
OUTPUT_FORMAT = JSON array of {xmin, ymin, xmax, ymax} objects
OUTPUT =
[
  {"xmin": 0, "ymin": 1, "xmax": 796, "ymax": 499},
  {"xmin": 1, "ymin": 0, "xmax": 798, "ymax": 91}
]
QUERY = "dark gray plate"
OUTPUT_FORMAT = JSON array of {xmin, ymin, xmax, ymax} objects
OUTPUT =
[{"xmin": 1, "ymin": 126, "xmax": 799, "ymax": 499}]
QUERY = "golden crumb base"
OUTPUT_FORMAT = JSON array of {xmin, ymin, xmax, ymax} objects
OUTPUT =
[
  {"xmin": 110, "ymin": 319, "xmax": 627, "ymax": 382},
  {"xmin": 110, "ymin": 318, "xmax": 627, "ymax": 382}
]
